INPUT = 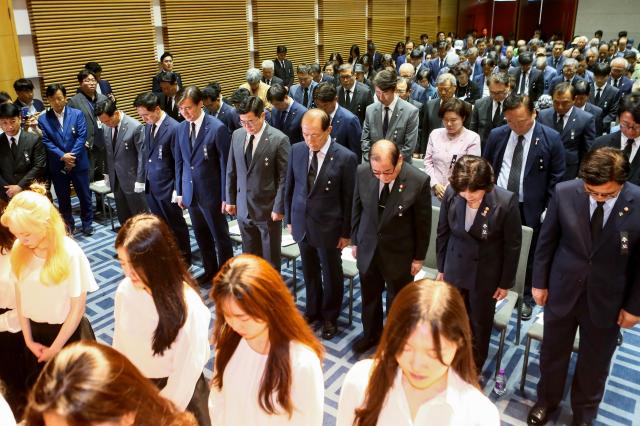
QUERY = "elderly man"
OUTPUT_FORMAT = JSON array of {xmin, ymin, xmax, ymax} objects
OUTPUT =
[
  {"xmin": 288, "ymin": 64, "xmax": 318, "ymax": 109},
  {"xmin": 261, "ymin": 60, "xmax": 283, "ymax": 87},
  {"xmin": 240, "ymin": 68, "xmax": 272, "ymax": 110},
  {"xmin": 337, "ymin": 63, "xmax": 374, "ymax": 125},
  {"xmin": 398, "ymin": 62, "xmax": 426, "ymax": 103},
  {"xmin": 535, "ymin": 53, "xmax": 558, "ymax": 95},
  {"xmin": 548, "ymin": 58, "xmax": 583, "ymax": 95},
  {"xmin": 609, "ymin": 57, "xmax": 634, "ymax": 96}
]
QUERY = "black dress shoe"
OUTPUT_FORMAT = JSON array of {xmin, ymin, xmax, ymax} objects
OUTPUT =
[
  {"xmin": 352, "ymin": 336, "xmax": 378, "ymax": 354},
  {"xmin": 527, "ymin": 404, "xmax": 556, "ymax": 425},
  {"xmin": 82, "ymin": 226, "xmax": 94, "ymax": 236},
  {"xmin": 321, "ymin": 321, "xmax": 338, "ymax": 340},
  {"xmin": 197, "ymin": 273, "xmax": 214, "ymax": 287},
  {"xmin": 571, "ymin": 420, "xmax": 592, "ymax": 426},
  {"xmin": 521, "ymin": 303, "xmax": 533, "ymax": 321},
  {"xmin": 303, "ymin": 314, "xmax": 320, "ymax": 329}
]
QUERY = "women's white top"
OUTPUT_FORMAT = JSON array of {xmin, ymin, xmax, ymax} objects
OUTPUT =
[
  {"xmin": 337, "ymin": 359, "xmax": 500, "ymax": 426},
  {"xmin": 0, "ymin": 251, "xmax": 20, "ymax": 332},
  {"xmin": 208, "ymin": 339, "xmax": 324, "ymax": 426},
  {"xmin": 424, "ymin": 127, "xmax": 481, "ymax": 189},
  {"xmin": 112, "ymin": 278, "xmax": 211, "ymax": 410},
  {"xmin": 15, "ymin": 237, "xmax": 98, "ymax": 324},
  {"xmin": 465, "ymin": 204, "xmax": 480, "ymax": 232},
  {"xmin": 0, "ymin": 394, "xmax": 16, "ymax": 426}
]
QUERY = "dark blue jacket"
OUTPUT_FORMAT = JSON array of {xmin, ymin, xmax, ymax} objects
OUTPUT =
[
  {"xmin": 144, "ymin": 114, "xmax": 180, "ymax": 200},
  {"xmin": 330, "ymin": 106, "xmax": 362, "ymax": 160},
  {"xmin": 38, "ymin": 106, "xmax": 89, "ymax": 173},
  {"xmin": 269, "ymin": 100, "xmax": 307, "ymax": 144}
]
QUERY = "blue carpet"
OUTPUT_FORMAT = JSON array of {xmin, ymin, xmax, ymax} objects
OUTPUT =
[{"xmin": 72, "ymin": 204, "xmax": 640, "ymax": 426}]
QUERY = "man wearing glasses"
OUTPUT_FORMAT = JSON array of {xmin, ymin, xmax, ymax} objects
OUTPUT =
[
  {"xmin": 528, "ymin": 147, "xmax": 640, "ymax": 426},
  {"xmin": 469, "ymin": 73, "xmax": 510, "ymax": 151},
  {"xmin": 350, "ymin": 139, "xmax": 431, "ymax": 353},
  {"xmin": 592, "ymin": 94, "xmax": 640, "ymax": 185}
]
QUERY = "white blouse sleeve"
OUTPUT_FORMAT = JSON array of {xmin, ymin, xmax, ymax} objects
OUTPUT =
[
  {"xmin": 111, "ymin": 281, "xmax": 125, "ymax": 350},
  {"xmin": 466, "ymin": 130, "xmax": 481, "ymax": 156},
  {"xmin": 290, "ymin": 345, "xmax": 324, "ymax": 426},
  {"xmin": 424, "ymin": 132, "xmax": 438, "ymax": 187},
  {"xmin": 208, "ymin": 383, "xmax": 225, "ymax": 424},
  {"xmin": 0, "ymin": 309, "xmax": 20, "ymax": 333},
  {"xmin": 336, "ymin": 360, "xmax": 372, "ymax": 426},
  {"xmin": 159, "ymin": 289, "xmax": 211, "ymax": 410},
  {"xmin": 66, "ymin": 239, "xmax": 99, "ymax": 297},
  {"xmin": 0, "ymin": 395, "xmax": 16, "ymax": 426}
]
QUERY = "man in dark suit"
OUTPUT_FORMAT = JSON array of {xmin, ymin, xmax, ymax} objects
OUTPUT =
[
  {"xmin": 84, "ymin": 62, "xmax": 114, "ymax": 100},
  {"xmin": 469, "ymin": 73, "xmax": 510, "ymax": 151},
  {"xmin": 573, "ymin": 80, "xmax": 605, "ymax": 136},
  {"xmin": 591, "ymin": 95, "xmax": 640, "ymax": 186},
  {"xmin": 483, "ymin": 94, "xmax": 565, "ymax": 319},
  {"xmin": 398, "ymin": 63, "xmax": 426, "ymax": 103},
  {"xmin": 67, "ymin": 68, "xmax": 108, "ymax": 184},
  {"xmin": 511, "ymin": 52, "xmax": 545, "ymax": 102},
  {"xmin": 351, "ymin": 139, "xmax": 431, "ymax": 352},
  {"xmin": 528, "ymin": 147, "xmax": 640, "ymax": 426},
  {"xmin": 96, "ymin": 99, "xmax": 148, "ymax": 226},
  {"xmin": 133, "ymin": 92, "xmax": 191, "ymax": 264},
  {"xmin": 313, "ymin": 82, "xmax": 362, "ymax": 159},
  {"xmin": 549, "ymin": 41, "xmax": 566, "ymax": 74},
  {"xmin": 38, "ymin": 83, "xmax": 93, "ymax": 235},
  {"xmin": 202, "ymin": 83, "xmax": 240, "ymax": 134},
  {"xmin": 151, "ymin": 52, "xmax": 183, "ymax": 94},
  {"xmin": 395, "ymin": 77, "xmax": 425, "ymax": 150},
  {"xmin": 337, "ymin": 63, "xmax": 374, "ymax": 126},
  {"xmin": 285, "ymin": 109, "xmax": 357, "ymax": 339},
  {"xmin": 590, "ymin": 62, "xmax": 621, "ymax": 134},
  {"xmin": 609, "ymin": 57, "xmax": 634, "ymax": 96},
  {"xmin": 361, "ymin": 70, "xmax": 419, "ymax": 162},
  {"xmin": 310, "ymin": 63, "xmax": 335, "ymax": 86},
  {"xmin": 13, "ymin": 78, "xmax": 45, "ymax": 115},
  {"xmin": 267, "ymin": 83, "xmax": 307, "ymax": 144},
  {"xmin": 288, "ymin": 64, "xmax": 318, "ymax": 110},
  {"xmin": 428, "ymin": 41, "xmax": 449, "ymax": 84},
  {"xmin": 0, "ymin": 103, "xmax": 45, "ymax": 201},
  {"xmin": 156, "ymin": 71, "xmax": 183, "ymax": 122},
  {"xmin": 261, "ymin": 60, "xmax": 284, "ymax": 87},
  {"xmin": 473, "ymin": 57, "xmax": 497, "ymax": 98},
  {"xmin": 367, "ymin": 42, "xmax": 383, "ymax": 71},
  {"xmin": 538, "ymin": 82, "xmax": 596, "ymax": 180},
  {"xmin": 274, "ymin": 45, "xmax": 294, "ymax": 88},
  {"xmin": 225, "ymin": 96, "xmax": 289, "ymax": 270},
  {"xmin": 548, "ymin": 58, "xmax": 584, "ymax": 96},
  {"xmin": 174, "ymin": 86, "xmax": 233, "ymax": 285}
]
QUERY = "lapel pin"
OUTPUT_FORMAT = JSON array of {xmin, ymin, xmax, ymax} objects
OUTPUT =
[
  {"xmin": 327, "ymin": 180, "xmax": 332, "ymax": 185},
  {"xmin": 481, "ymin": 206, "xmax": 490, "ymax": 216},
  {"xmin": 398, "ymin": 205, "xmax": 403, "ymax": 210},
  {"xmin": 330, "ymin": 156, "xmax": 334, "ymax": 161},
  {"xmin": 398, "ymin": 184, "xmax": 404, "ymax": 192},
  {"xmin": 534, "ymin": 137, "xmax": 539, "ymax": 146}
]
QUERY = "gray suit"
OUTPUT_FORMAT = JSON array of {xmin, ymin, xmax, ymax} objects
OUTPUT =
[
  {"xmin": 103, "ymin": 112, "xmax": 148, "ymax": 225},
  {"xmin": 68, "ymin": 92, "xmax": 108, "ymax": 180},
  {"xmin": 226, "ymin": 123, "xmax": 290, "ymax": 270},
  {"xmin": 361, "ymin": 97, "xmax": 419, "ymax": 162}
]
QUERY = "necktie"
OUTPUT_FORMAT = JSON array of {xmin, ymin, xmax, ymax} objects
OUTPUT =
[
  {"xmin": 303, "ymin": 87, "xmax": 309, "ymax": 107},
  {"xmin": 590, "ymin": 201, "xmax": 605, "ymax": 242},
  {"xmin": 151, "ymin": 124, "xmax": 157, "ymax": 144},
  {"xmin": 266, "ymin": 79, "xmax": 271, "ymax": 86},
  {"xmin": 307, "ymin": 150, "xmax": 318, "ymax": 192},
  {"xmin": 165, "ymin": 95, "xmax": 170, "ymax": 111},
  {"xmin": 595, "ymin": 88, "xmax": 602, "ymax": 104},
  {"xmin": 492, "ymin": 102, "xmax": 502, "ymax": 128},
  {"xmin": 507, "ymin": 135, "xmax": 525, "ymax": 195},
  {"xmin": 382, "ymin": 107, "xmax": 390, "ymax": 137},
  {"xmin": 555, "ymin": 113, "xmax": 565, "ymax": 133},
  {"xmin": 190, "ymin": 123, "xmax": 196, "ymax": 150},
  {"xmin": 345, "ymin": 89, "xmax": 351, "ymax": 106},
  {"xmin": 279, "ymin": 110, "xmax": 288, "ymax": 129},
  {"xmin": 624, "ymin": 138, "xmax": 634, "ymax": 159},
  {"xmin": 245, "ymin": 135, "xmax": 255, "ymax": 167},
  {"xmin": 440, "ymin": 59, "xmax": 444, "ymax": 69},
  {"xmin": 518, "ymin": 73, "xmax": 527, "ymax": 95},
  {"xmin": 378, "ymin": 183, "xmax": 390, "ymax": 218},
  {"xmin": 614, "ymin": 79, "xmax": 619, "ymax": 88},
  {"xmin": 9, "ymin": 137, "xmax": 18, "ymax": 159},
  {"xmin": 112, "ymin": 126, "xmax": 118, "ymax": 149}
]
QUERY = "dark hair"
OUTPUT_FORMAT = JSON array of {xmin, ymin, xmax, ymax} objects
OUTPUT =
[
  {"xmin": 24, "ymin": 341, "xmax": 197, "ymax": 426},
  {"xmin": 115, "ymin": 214, "xmax": 195, "ymax": 356},
  {"xmin": 313, "ymin": 81, "xmax": 337, "ymax": 102},
  {"xmin": 0, "ymin": 102, "xmax": 20, "ymax": 119},
  {"xmin": 229, "ymin": 87, "xmax": 251, "ymax": 105},
  {"xmin": 353, "ymin": 280, "xmax": 477, "ymax": 426},
  {"xmin": 76, "ymin": 68, "xmax": 96, "ymax": 83},
  {"xmin": 236, "ymin": 95, "xmax": 265, "ymax": 116},
  {"xmin": 618, "ymin": 93, "xmax": 640, "ymax": 122},
  {"xmin": 481, "ymin": 56, "xmax": 496, "ymax": 68},
  {"xmin": 575, "ymin": 54, "xmax": 586, "ymax": 63},
  {"xmin": 449, "ymin": 155, "xmax": 495, "ymax": 192},
  {"xmin": 132, "ymin": 92, "xmax": 160, "ymax": 110},
  {"xmin": 552, "ymin": 81, "xmax": 575, "ymax": 98},
  {"xmin": 158, "ymin": 71, "xmax": 178, "ymax": 85},
  {"xmin": 409, "ymin": 48, "xmax": 423, "ymax": 59},
  {"xmin": 572, "ymin": 79, "xmax": 591, "ymax": 96},
  {"xmin": 579, "ymin": 147, "xmax": 629, "ymax": 185},
  {"xmin": 618, "ymin": 31, "xmax": 628, "ymax": 38},
  {"xmin": 45, "ymin": 83, "xmax": 67, "ymax": 98},
  {"xmin": 160, "ymin": 51, "xmax": 173, "ymax": 62},
  {"xmin": 0, "ymin": 91, "xmax": 11, "ymax": 104},
  {"xmin": 309, "ymin": 63, "xmax": 321, "ymax": 74},
  {"xmin": 84, "ymin": 62, "xmax": 102, "ymax": 74},
  {"xmin": 266, "ymin": 83, "xmax": 288, "ymax": 103},
  {"xmin": 438, "ymin": 97, "xmax": 471, "ymax": 121},
  {"xmin": 176, "ymin": 86, "xmax": 202, "ymax": 105},
  {"xmin": 518, "ymin": 52, "xmax": 533, "ymax": 65},
  {"xmin": 276, "ymin": 45, "xmax": 287, "ymax": 54},
  {"xmin": 503, "ymin": 93, "xmax": 535, "ymax": 114},
  {"xmin": 373, "ymin": 69, "xmax": 397, "ymax": 91},
  {"xmin": 0, "ymin": 200, "xmax": 14, "ymax": 254},
  {"xmin": 350, "ymin": 44, "xmax": 361, "ymax": 59},
  {"xmin": 302, "ymin": 108, "xmax": 330, "ymax": 131},
  {"xmin": 202, "ymin": 84, "xmax": 221, "ymax": 102},
  {"xmin": 13, "ymin": 78, "xmax": 34, "ymax": 92},
  {"xmin": 94, "ymin": 99, "xmax": 117, "ymax": 117},
  {"xmin": 595, "ymin": 30, "xmax": 603, "ymax": 38},
  {"xmin": 416, "ymin": 67, "xmax": 431, "ymax": 82},
  {"xmin": 592, "ymin": 62, "xmax": 611, "ymax": 77},
  {"xmin": 436, "ymin": 41, "xmax": 447, "ymax": 50},
  {"xmin": 211, "ymin": 254, "xmax": 323, "ymax": 417},
  {"xmin": 370, "ymin": 139, "xmax": 400, "ymax": 167}
]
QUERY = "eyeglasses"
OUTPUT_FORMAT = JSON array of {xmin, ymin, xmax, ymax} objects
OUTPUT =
[
  {"xmin": 620, "ymin": 122, "xmax": 640, "ymax": 131},
  {"xmin": 239, "ymin": 118, "xmax": 261, "ymax": 127},
  {"xmin": 584, "ymin": 185, "xmax": 621, "ymax": 200},
  {"xmin": 371, "ymin": 167, "xmax": 395, "ymax": 176}
]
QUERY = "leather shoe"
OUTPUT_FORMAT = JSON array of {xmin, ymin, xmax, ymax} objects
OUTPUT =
[
  {"xmin": 527, "ymin": 404, "xmax": 556, "ymax": 425},
  {"xmin": 321, "ymin": 321, "xmax": 338, "ymax": 340},
  {"xmin": 521, "ymin": 303, "xmax": 533, "ymax": 321},
  {"xmin": 82, "ymin": 226, "xmax": 94, "ymax": 236},
  {"xmin": 571, "ymin": 420, "xmax": 592, "ymax": 426},
  {"xmin": 352, "ymin": 336, "xmax": 378, "ymax": 354},
  {"xmin": 303, "ymin": 314, "xmax": 320, "ymax": 329},
  {"xmin": 197, "ymin": 273, "xmax": 214, "ymax": 287}
]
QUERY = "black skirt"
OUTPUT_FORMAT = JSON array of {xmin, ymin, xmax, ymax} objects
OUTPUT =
[
  {"xmin": 0, "ymin": 308, "xmax": 28, "ymax": 420},
  {"xmin": 150, "ymin": 373, "xmax": 211, "ymax": 426}
]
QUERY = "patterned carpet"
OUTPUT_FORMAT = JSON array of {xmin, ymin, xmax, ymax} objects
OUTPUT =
[{"xmin": 73, "ymin": 205, "xmax": 639, "ymax": 426}]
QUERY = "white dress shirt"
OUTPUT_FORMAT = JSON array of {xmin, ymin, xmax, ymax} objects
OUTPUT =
[
  {"xmin": 245, "ymin": 120, "xmax": 267, "ymax": 157},
  {"xmin": 496, "ymin": 126, "xmax": 535, "ymax": 202},
  {"xmin": 54, "ymin": 107, "xmax": 65, "ymax": 130},
  {"xmin": 0, "ymin": 251, "xmax": 20, "ymax": 333},
  {"xmin": 380, "ymin": 95, "xmax": 399, "ymax": 123},
  {"xmin": 337, "ymin": 359, "xmax": 500, "ymax": 426},
  {"xmin": 152, "ymin": 111, "xmax": 167, "ymax": 138},
  {"xmin": 190, "ymin": 109, "xmax": 206, "ymax": 139},
  {"xmin": 208, "ymin": 339, "xmax": 324, "ymax": 425},
  {"xmin": 308, "ymin": 135, "xmax": 332, "ymax": 178},
  {"xmin": 379, "ymin": 179, "xmax": 395, "ymax": 195},
  {"xmin": 6, "ymin": 129, "xmax": 21, "ymax": 149},
  {"xmin": 112, "ymin": 278, "xmax": 211, "ymax": 410}
]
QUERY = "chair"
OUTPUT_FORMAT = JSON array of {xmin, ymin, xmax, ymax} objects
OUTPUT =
[
  {"xmin": 89, "ymin": 180, "xmax": 115, "ymax": 230},
  {"xmin": 492, "ymin": 225, "xmax": 533, "ymax": 378},
  {"xmin": 519, "ymin": 320, "xmax": 580, "ymax": 393},
  {"xmin": 280, "ymin": 226, "xmax": 301, "ymax": 300},
  {"xmin": 411, "ymin": 157, "xmax": 425, "ymax": 170},
  {"xmin": 342, "ymin": 251, "xmax": 358, "ymax": 326},
  {"xmin": 224, "ymin": 219, "xmax": 244, "ymax": 246}
]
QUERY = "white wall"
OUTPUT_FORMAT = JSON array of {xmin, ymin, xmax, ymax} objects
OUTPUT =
[{"xmin": 574, "ymin": 0, "xmax": 640, "ymax": 46}]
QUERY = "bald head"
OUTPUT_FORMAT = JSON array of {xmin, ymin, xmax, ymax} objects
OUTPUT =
[
  {"xmin": 302, "ymin": 108, "xmax": 330, "ymax": 130},
  {"xmin": 370, "ymin": 140, "xmax": 402, "ymax": 182},
  {"xmin": 301, "ymin": 108, "xmax": 332, "ymax": 151}
]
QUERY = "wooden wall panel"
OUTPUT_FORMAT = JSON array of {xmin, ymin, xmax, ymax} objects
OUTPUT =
[
  {"xmin": 370, "ymin": 0, "xmax": 406, "ymax": 54},
  {"xmin": 319, "ymin": 0, "xmax": 367, "ymax": 63},
  {"xmin": 439, "ymin": 0, "xmax": 459, "ymax": 35},
  {"xmin": 408, "ymin": 0, "xmax": 438, "ymax": 42},
  {"xmin": 1, "ymin": 0, "xmax": 23, "ymax": 97}
]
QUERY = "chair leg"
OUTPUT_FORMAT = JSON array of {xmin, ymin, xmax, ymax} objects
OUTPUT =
[
  {"xmin": 515, "ymin": 299, "xmax": 522, "ymax": 343},
  {"xmin": 107, "ymin": 200, "xmax": 115, "ymax": 231},
  {"xmin": 494, "ymin": 328, "xmax": 506, "ymax": 379},
  {"xmin": 292, "ymin": 259, "xmax": 297, "ymax": 301},
  {"xmin": 520, "ymin": 336, "xmax": 532, "ymax": 393},
  {"xmin": 348, "ymin": 277, "xmax": 354, "ymax": 326}
]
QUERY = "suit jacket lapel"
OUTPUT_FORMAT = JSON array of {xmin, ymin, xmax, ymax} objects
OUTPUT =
[
  {"xmin": 191, "ymin": 119, "xmax": 207, "ymax": 157},
  {"xmin": 248, "ymin": 126, "xmax": 271, "ymax": 173},
  {"xmin": 524, "ymin": 124, "xmax": 542, "ymax": 177},
  {"xmin": 116, "ymin": 120, "xmax": 128, "ymax": 155},
  {"xmin": 468, "ymin": 191, "xmax": 496, "ymax": 237},
  {"xmin": 593, "ymin": 185, "xmax": 634, "ymax": 253},
  {"xmin": 378, "ymin": 165, "xmax": 407, "ymax": 230},
  {"xmin": 574, "ymin": 185, "xmax": 592, "ymax": 254},
  {"xmin": 387, "ymin": 102, "xmax": 401, "ymax": 134}
]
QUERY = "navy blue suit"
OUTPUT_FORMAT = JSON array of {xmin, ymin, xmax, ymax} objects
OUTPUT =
[
  {"xmin": 289, "ymin": 82, "xmax": 318, "ymax": 109},
  {"xmin": 472, "ymin": 73, "xmax": 486, "ymax": 91},
  {"xmin": 210, "ymin": 102, "xmax": 240, "ymax": 135},
  {"xmin": 143, "ymin": 114, "xmax": 191, "ymax": 264},
  {"xmin": 269, "ymin": 100, "xmax": 307, "ymax": 144},
  {"xmin": 583, "ymin": 102, "xmax": 604, "ymax": 136},
  {"xmin": 285, "ymin": 140, "xmax": 357, "ymax": 323},
  {"xmin": 608, "ymin": 76, "xmax": 633, "ymax": 96},
  {"xmin": 98, "ymin": 80, "xmax": 113, "ymax": 97},
  {"xmin": 38, "ymin": 106, "xmax": 93, "ymax": 230},
  {"xmin": 533, "ymin": 180, "xmax": 640, "ymax": 422},
  {"xmin": 330, "ymin": 106, "xmax": 362, "ymax": 160},
  {"xmin": 175, "ymin": 113, "xmax": 233, "ymax": 279},
  {"xmin": 14, "ymin": 98, "xmax": 45, "ymax": 113},
  {"xmin": 428, "ymin": 57, "xmax": 448, "ymax": 84}
]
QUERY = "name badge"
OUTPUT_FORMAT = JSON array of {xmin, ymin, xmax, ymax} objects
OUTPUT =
[
  {"xmin": 481, "ymin": 223, "xmax": 488, "ymax": 240},
  {"xmin": 620, "ymin": 231, "xmax": 629, "ymax": 255},
  {"xmin": 124, "ymin": 142, "xmax": 129, "ymax": 150},
  {"xmin": 24, "ymin": 152, "xmax": 30, "ymax": 162},
  {"xmin": 158, "ymin": 145, "xmax": 163, "ymax": 160},
  {"xmin": 203, "ymin": 146, "xmax": 209, "ymax": 160}
]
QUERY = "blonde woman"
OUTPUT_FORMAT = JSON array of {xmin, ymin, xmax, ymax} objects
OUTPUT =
[{"xmin": 0, "ymin": 183, "xmax": 98, "ymax": 388}]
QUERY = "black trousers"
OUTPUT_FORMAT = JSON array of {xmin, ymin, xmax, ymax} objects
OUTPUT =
[
  {"xmin": 151, "ymin": 373, "xmax": 210, "ymax": 426},
  {"xmin": 537, "ymin": 292, "xmax": 619, "ymax": 423},
  {"xmin": 238, "ymin": 217, "xmax": 282, "ymax": 272},
  {"xmin": 359, "ymin": 251, "xmax": 413, "ymax": 341},
  {"xmin": 146, "ymin": 191, "xmax": 192, "ymax": 265},
  {"xmin": 298, "ymin": 239, "xmax": 344, "ymax": 324},
  {"xmin": 112, "ymin": 179, "xmax": 149, "ymax": 226},
  {"xmin": 457, "ymin": 287, "xmax": 497, "ymax": 373},
  {"xmin": 0, "ymin": 309, "xmax": 28, "ymax": 420},
  {"xmin": 519, "ymin": 202, "xmax": 541, "ymax": 306},
  {"xmin": 188, "ymin": 197, "xmax": 233, "ymax": 279}
]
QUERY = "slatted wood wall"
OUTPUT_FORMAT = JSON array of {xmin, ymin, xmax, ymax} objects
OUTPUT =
[
  {"xmin": 439, "ymin": 0, "xmax": 459, "ymax": 36},
  {"xmin": 160, "ymin": 0, "xmax": 249, "ymax": 97},
  {"xmin": 27, "ymin": 0, "xmax": 157, "ymax": 116},
  {"xmin": 408, "ymin": 0, "xmax": 438, "ymax": 43},
  {"xmin": 369, "ymin": 0, "xmax": 406, "ymax": 54},
  {"xmin": 318, "ymin": 0, "xmax": 367, "ymax": 64}
]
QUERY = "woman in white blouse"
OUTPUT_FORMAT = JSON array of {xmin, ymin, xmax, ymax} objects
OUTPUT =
[
  {"xmin": 209, "ymin": 254, "xmax": 324, "ymax": 425},
  {"xmin": 337, "ymin": 279, "xmax": 500, "ymax": 426},
  {"xmin": 424, "ymin": 98, "xmax": 481, "ymax": 203},
  {"xmin": 113, "ymin": 214, "xmax": 211, "ymax": 425},
  {"xmin": 0, "ymin": 184, "xmax": 98, "ymax": 390}
]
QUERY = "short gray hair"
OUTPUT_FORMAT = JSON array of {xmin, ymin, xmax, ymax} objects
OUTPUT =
[
  {"xmin": 261, "ymin": 60, "xmax": 274, "ymax": 70},
  {"xmin": 487, "ymin": 72, "xmax": 510, "ymax": 86},
  {"xmin": 246, "ymin": 68, "xmax": 262, "ymax": 84},
  {"xmin": 398, "ymin": 63, "xmax": 415, "ymax": 76},
  {"xmin": 610, "ymin": 57, "xmax": 629, "ymax": 68},
  {"xmin": 436, "ymin": 72, "xmax": 457, "ymax": 87},
  {"xmin": 563, "ymin": 58, "xmax": 578, "ymax": 69}
]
